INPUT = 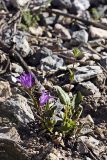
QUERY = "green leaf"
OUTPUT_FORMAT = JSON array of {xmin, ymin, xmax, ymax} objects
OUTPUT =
[
  {"xmin": 61, "ymin": 119, "xmax": 76, "ymax": 132},
  {"xmin": 69, "ymin": 69, "xmax": 74, "ymax": 82},
  {"xmin": 54, "ymin": 86, "xmax": 71, "ymax": 106},
  {"xmin": 73, "ymin": 48, "xmax": 83, "ymax": 59},
  {"xmin": 72, "ymin": 105, "xmax": 83, "ymax": 120},
  {"xmin": 71, "ymin": 92, "xmax": 83, "ymax": 109}
]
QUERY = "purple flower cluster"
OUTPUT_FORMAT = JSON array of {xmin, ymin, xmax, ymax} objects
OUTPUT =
[
  {"xmin": 17, "ymin": 72, "xmax": 53, "ymax": 107},
  {"xmin": 17, "ymin": 73, "xmax": 34, "ymax": 89},
  {"xmin": 39, "ymin": 91, "xmax": 52, "ymax": 107}
]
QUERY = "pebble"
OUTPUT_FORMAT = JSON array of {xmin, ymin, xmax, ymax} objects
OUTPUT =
[
  {"xmin": 72, "ymin": 30, "xmax": 89, "ymax": 44},
  {"xmin": 55, "ymin": 23, "xmax": 71, "ymax": 40}
]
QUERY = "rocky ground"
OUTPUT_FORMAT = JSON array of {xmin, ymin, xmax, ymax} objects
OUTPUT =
[{"xmin": 0, "ymin": 0, "xmax": 107, "ymax": 160}]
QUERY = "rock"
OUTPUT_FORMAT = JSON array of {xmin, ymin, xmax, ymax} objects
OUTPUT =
[
  {"xmin": 101, "ymin": 18, "xmax": 107, "ymax": 25},
  {"xmin": 74, "ymin": 65, "xmax": 103, "ymax": 82},
  {"xmin": 41, "ymin": 55, "xmax": 64, "ymax": 71},
  {"xmin": 0, "ymin": 81, "xmax": 12, "ymax": 102},
  {"xmin": 91, "ymin": 54, "xmax": 101, "ymax": 61},
  {"xmin": 13, "ymin": 32, "xmax": 31, "ymax": 57},
  {"xmin": 27, "ymin": 47, "xmax": 53, "ymax": 66},
  {"xmin": 90, "ymin": 26, "xmax": 107, "ymax": 39},
  {"xmin": 76, "ymin": 81, "xmax": 101, "ymax": 97},
  {"xmin": 52, "ymin": 0, "xmax": 72, "ymax": 9},
  {"xmin": 80, "ymin": 136, "xmax": 106, "ymax": 157},
  {"xmin": 29, "ymin": 26, "xmax": 43, "ymax": 36},
  {"xmin": 77, "ymin": 141, "xmax": 88, "ymax": 154},
  {"xmin": 55, "ymin": 23, "xmax": 71, "ymax": 40},
  {"xmin": 10, "ymin": 0, "xmax": 30, "ymax": 7},
  {"xmin": 0, "ymin": 137, "xmax": 29, "ymax": 160},
  {"xmin": 0, "ymin": 94, "xmax": 35, "ymax": 125},
  {"xmin": 100, "ymin": 57, "xmax": 107, "ymax": 69},
  {"xmin": 11, "ymin": 63, "xmax": 24, "ymax": 73},
  {"xmin": 71, "ymin": 30, "xmax": 88, "ymax": 45},
  {"xmin": 92, "ymin": 73, "xmax": 106, "ymax": 89},
  {"xmin": 46, "ymin": 148, "xmax": 64, "ymax": 160},
  {"xmin": 53, "ymin": 100, "xmax": 64, "ymax": 122},
  {"xmin": 0, "ymin": 127, "xmax": 21, "ymax": 142},
  {"xmin": 85, "ymin": 157, "xmax": 92, "ymax": 160},
  {"xmin": 46, "ymin": 153, "xmax": 59, "ymax": 160},
  {"xmin": 0, "ymin": 53, "xmax": 10, "ymax": 74},
  {"xmin": 79, "ymin": 115, "xmax": 94, "ymax": 135},
  {"xmin": 72, "ymin": 0, "xmax": 90, "ymax": 12},
  {"xmin": 42, "ymin": 16, "xmax": 56, "ymax": 26}
]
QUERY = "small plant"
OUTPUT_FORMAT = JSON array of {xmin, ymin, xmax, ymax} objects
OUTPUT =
[
  {"xmin": 91, "ymin": 8, "xmax": 100, "ymax": 20},
  {"xmin": 19, "ymin": 10, "xmax": 40, "ymax": 30},
  {"xmin": 73, "ymin": 48, "xmax": 83, "ymax": 59},
  {"xmin": 17, "ymin": 72, "xmax": 83, "ymax": 137}
]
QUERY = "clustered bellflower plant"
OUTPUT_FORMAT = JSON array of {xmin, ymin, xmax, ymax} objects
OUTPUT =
[{"xmin": 17, "ymin": 72, "xmax": 83, "ymax": 137}]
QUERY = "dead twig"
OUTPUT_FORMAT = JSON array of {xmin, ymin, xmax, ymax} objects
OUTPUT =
[{"xmin": 47, "ymin": 9, "xmax": 107, "ymax": 30}]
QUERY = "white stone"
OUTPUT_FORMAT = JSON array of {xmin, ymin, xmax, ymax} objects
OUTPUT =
[
  {"xmin": 55, "ymin": 23, "xmax": 71, "ymax": 40},
  {"xmin": 90, "ymin": 26, "xmax": 107, "ymax": 39},
  {"xmin": 10, "ymin": 0, "xmax": 30, "ymax": 7}
]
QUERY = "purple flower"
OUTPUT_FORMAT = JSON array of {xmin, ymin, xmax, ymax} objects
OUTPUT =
[
  {"xmin": 39, "ymin": 91, "xmax": 52, "ymax": 107},
  {"xmin": 17, "ymin": 72, "xmax": 34, "ymax": 89}
]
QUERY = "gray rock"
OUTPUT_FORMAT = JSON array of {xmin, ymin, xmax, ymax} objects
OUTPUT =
[
  {"xmin": 77, "ymin": 141, "xmax": 88, "ymax": 154},
  {"xmin": 79, "ymin": 136, "xmax": 106, "ymax": 157},
  {"xmin": 74, "ymin": 66, "xmax": 103, "ymax": 82},
  {"xmin": 13, "ymin": 32, "xmax": 31, "ymax": 57},
  {"xmin": 27, "ymin": 47, "xmax": 53, "ymax": 66},
  {"xmin": 76, "ymin": 81, "xmax": 101, "ymax": 97},
  {"xmin": 72, "ymin": 0, "xmax": 90, "ymax": 12},
  {"xmin": 0, "ymin": 127, "xmax": 21, "ymax": 142},
  {"xmin": 0, "ymin": 94, "xmax": 35, "ymax": 125},
  {"xmin": 41, "ymin": 55, "xmax": 64, "ymax": 71},
  {"xmin": 71, "ymin": 30, "xmax": 88, "ymax": 44},
  {"xmin": 0, "ymin": 81, "xmax": 12, "ymax": 102}
]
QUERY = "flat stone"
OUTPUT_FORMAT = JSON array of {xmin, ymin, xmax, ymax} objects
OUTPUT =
[
  {"xmin": 0, "ymin": 127, "xmax": 21, "ymax": 142},
  {"xmin": 76, "ymin": 81, "xmax": 101, "ymax": 97},
  {"xmin": 71, "ymin": 30, "xmax": 88, "ymax": 44},
  {"xmin": 74, "ymin": 66, "xmax": 103, "ymax": 82},
  {"xmin": 90, "ymin": 26, "xmax": 107, "ymax": 39},
  {"xmin": 41, "ymin": 55, "xmax": 64, "ymax": 71},
  {"xmin": 0, "ymin": 94, "xmax": 35, "ymax": 125}
]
